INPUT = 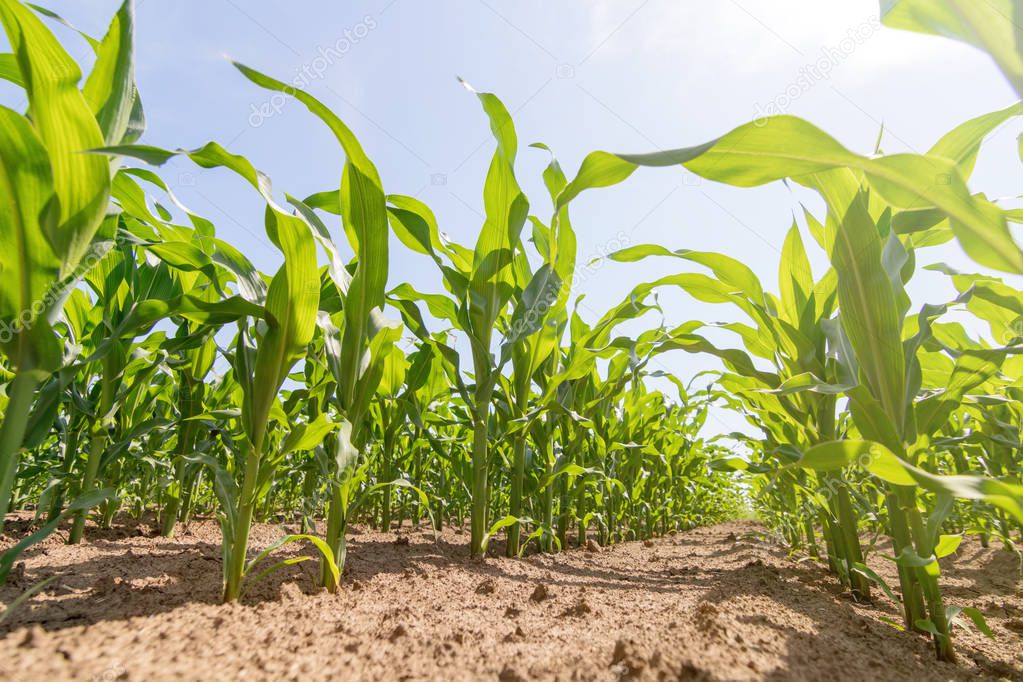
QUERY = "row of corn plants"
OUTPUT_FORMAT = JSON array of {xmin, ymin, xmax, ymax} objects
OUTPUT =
[
  {"xmin": 0, "ymin": 0, "xmax": 742, "ymax": 602},
  {"xmin": 530, "ymin": 1, "xmax": 1023, "ymax": 661},
  {"xmin": 1, "ymin": 0, "xmax": 1022, "ymax": 665}
]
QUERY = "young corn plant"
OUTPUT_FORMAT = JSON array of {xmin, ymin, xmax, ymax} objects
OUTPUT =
[
  {"xmin": 544, "ymin": 44, "xmax": 1023, "ymax": 656},
  {"xmin": 230, "ymin": 65, "xmax": 398, "ymax": 592},
  {"xmin": 98, "ymin": 139, "xmax": 334, "ymax": 601},
  {"xmin": 601, "ymin": 228, "xmax": 873, "ymax": 598},
  {"xmin": 8, "ymin": 7, "xmax": 1023, "ymax": 673},
  {"xmin": 0, "ymin": 0, "xmax": 138, "ymax": 535},
  {"xmin": 387, "ymin": 84, "xmax": 547, "ymax": 558}
]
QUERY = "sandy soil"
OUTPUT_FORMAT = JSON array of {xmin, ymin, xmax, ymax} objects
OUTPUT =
[{"xmin": 1, "ymin": 515, "xmax": 1022, "ymax": 681}]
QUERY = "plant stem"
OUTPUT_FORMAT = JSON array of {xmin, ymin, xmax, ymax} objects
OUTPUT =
[
  {"xmin": 906, "ymin": 498, "xmax": 955, "ymax": 662},
  {"xmin": 48, "ymin": 424, "xmax": 81, "ymax": 522},
  {"xmin": 835, "ymin": 477, "xmax": 870, "ymax": 600},
  {"xmin": 222, "ymin": 441, "xmax": 260, "ymax": 602},
  {"xmin": 380, "ymin": 408, "xmax": 396, "ymax": 532},
  {"xmin": 69, "ymin": 354, "xmax": 118, "ymax": 544},
  {"xmin": 575, "ymin": 434, "xmax": 587, "ymax": 547},
  {"xmin": 887, "ymin": 490, "xmax": 926, "ymax": 630},
  {"xmin": 0, "ymin": 370, "xmax": 40, "ymax": 534},
  {"xmin": 162, "ymin": 375, "xmax": 200, "ymax": 537},
  {"xmin": 506, "ymin": 433, "xmax": 527, "ymax": 557},
  {"xmin": 469, "ymin": 373, "xmax": 494, "ymax": 558},
  {"xmin": 321, "ymin": 483, "xmax": 346, "ymax": 592}
]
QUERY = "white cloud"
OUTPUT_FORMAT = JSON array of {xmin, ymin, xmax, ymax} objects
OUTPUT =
[{"xmin": 583, "ymin": 0, "xmax": 962, "ymax": 77}]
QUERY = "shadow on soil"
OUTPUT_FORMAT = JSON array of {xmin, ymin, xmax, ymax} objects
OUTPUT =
[{"xmin": 2, "ymin": 515, "xmax": 1022, "ymax": 680}]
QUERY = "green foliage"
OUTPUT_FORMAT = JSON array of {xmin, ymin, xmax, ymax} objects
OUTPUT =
[{"xmin": 1, "ymin": 3, "xmax": 1020, "ymax": 670}]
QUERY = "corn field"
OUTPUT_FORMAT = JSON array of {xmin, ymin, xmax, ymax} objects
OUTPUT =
[{"xmin": 1, "ymin": 0, "xmax": 1023, "ymax": 668}]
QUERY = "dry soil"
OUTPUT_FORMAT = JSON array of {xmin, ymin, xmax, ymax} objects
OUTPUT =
[{"xmin": 1, "ymin": 516, "xmax": 1022, "ymax": 681}]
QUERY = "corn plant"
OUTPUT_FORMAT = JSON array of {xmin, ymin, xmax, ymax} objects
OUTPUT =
[
  {"xmin": 6, "ymin": 9, "xmax": 1021, "ymax": 672},
  {"xmin": 387, "ymin": 84, "xmax": 551, "ymax": 558},
  {"xmin": 557, "ymin": 72, "xmax": 1023, "ymax": 658},
  {"xmin": 228, "ymin": 65, "xmax": 402, "ymax": 590},
  {"xmin": 0, "ymin": 0, "xmax": 140, "ymax": 532}
]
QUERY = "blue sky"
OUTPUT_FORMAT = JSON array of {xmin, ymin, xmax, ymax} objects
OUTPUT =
[{"xmin": 14, "ymin": 1, "xmax": 1023, "ymax": 438}]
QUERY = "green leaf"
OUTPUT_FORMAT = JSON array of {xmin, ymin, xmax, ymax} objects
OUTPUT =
[
  {"xmin": 851, "ymin": 562, "xmax": 899, "ymax": 602},
  {"xmin": 778, "ymin": 223, "xmax": 814, "ymax": 326},
  {"xmin": 279, "ymin": 415, "xmax": 337, "ymax": 457},
  {"xmin": 934, "ymin": 534, "xmax": 962, "ymax": 559},
  {"xmin": 928, "ymin": 101, "xmax": 1023, "ymax": 179},
  {"xmin": 947, "ymin": 605, "xmax": 995, "ymax": 638},
  {"xmin": 606, "ymin": 245, "xmax": 766, "ymax": 305},
  {"xmin": 559, "ymin": 114, "xmax": 1023, "ymax": 272},
  {"xmin": 233, "ymin": 63, "xmax": 390, "ymax": 417},
  {"xmin": 0, "ymin": 106, "xmax": 60, "ymax": 355},
  {"xmin": 504, "ymin": 264, "xmax": 563, "ymax": 348},
  {"xmin": 797, "ymin": 441, "xmax": 870, "ymax": 471},
  {"xmin": 387, "ymin": 194, "xmax": 469, "ymax": 272},
  {"xmin": 915, "ymin": 618, "xmax": 942, "ymax": 638},
  {"xmin": 0, "ymin": 0, "xmax": 111, "ymax": 274},
  {"xmin": 242, "ymin": 533, "xmax": 340, "ymax": 595},
  {"xmin": 817, "ymin": 439, "xmax": 1023, "ymax": 523},
  {"xmin": 82, "ymin": 0, "xmax": 140, "ymax": 145},
  {"xmin": 830, "ymin": 192, "xmax": 907, "ymax": 428},
  {"xmin": 0, "ymin": 52, "xmax": 22, "ymax": 86},
  {"xmin": 462, "ymin": 80, "xmax": 529, "ymax": 340},
  {"xmin": 481, "ymin": 514, "xmax": 531, "ymax": 552},
  {"xmin": 881, "ymin": 0, "xmax": 1023, "ymax": 100}
]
